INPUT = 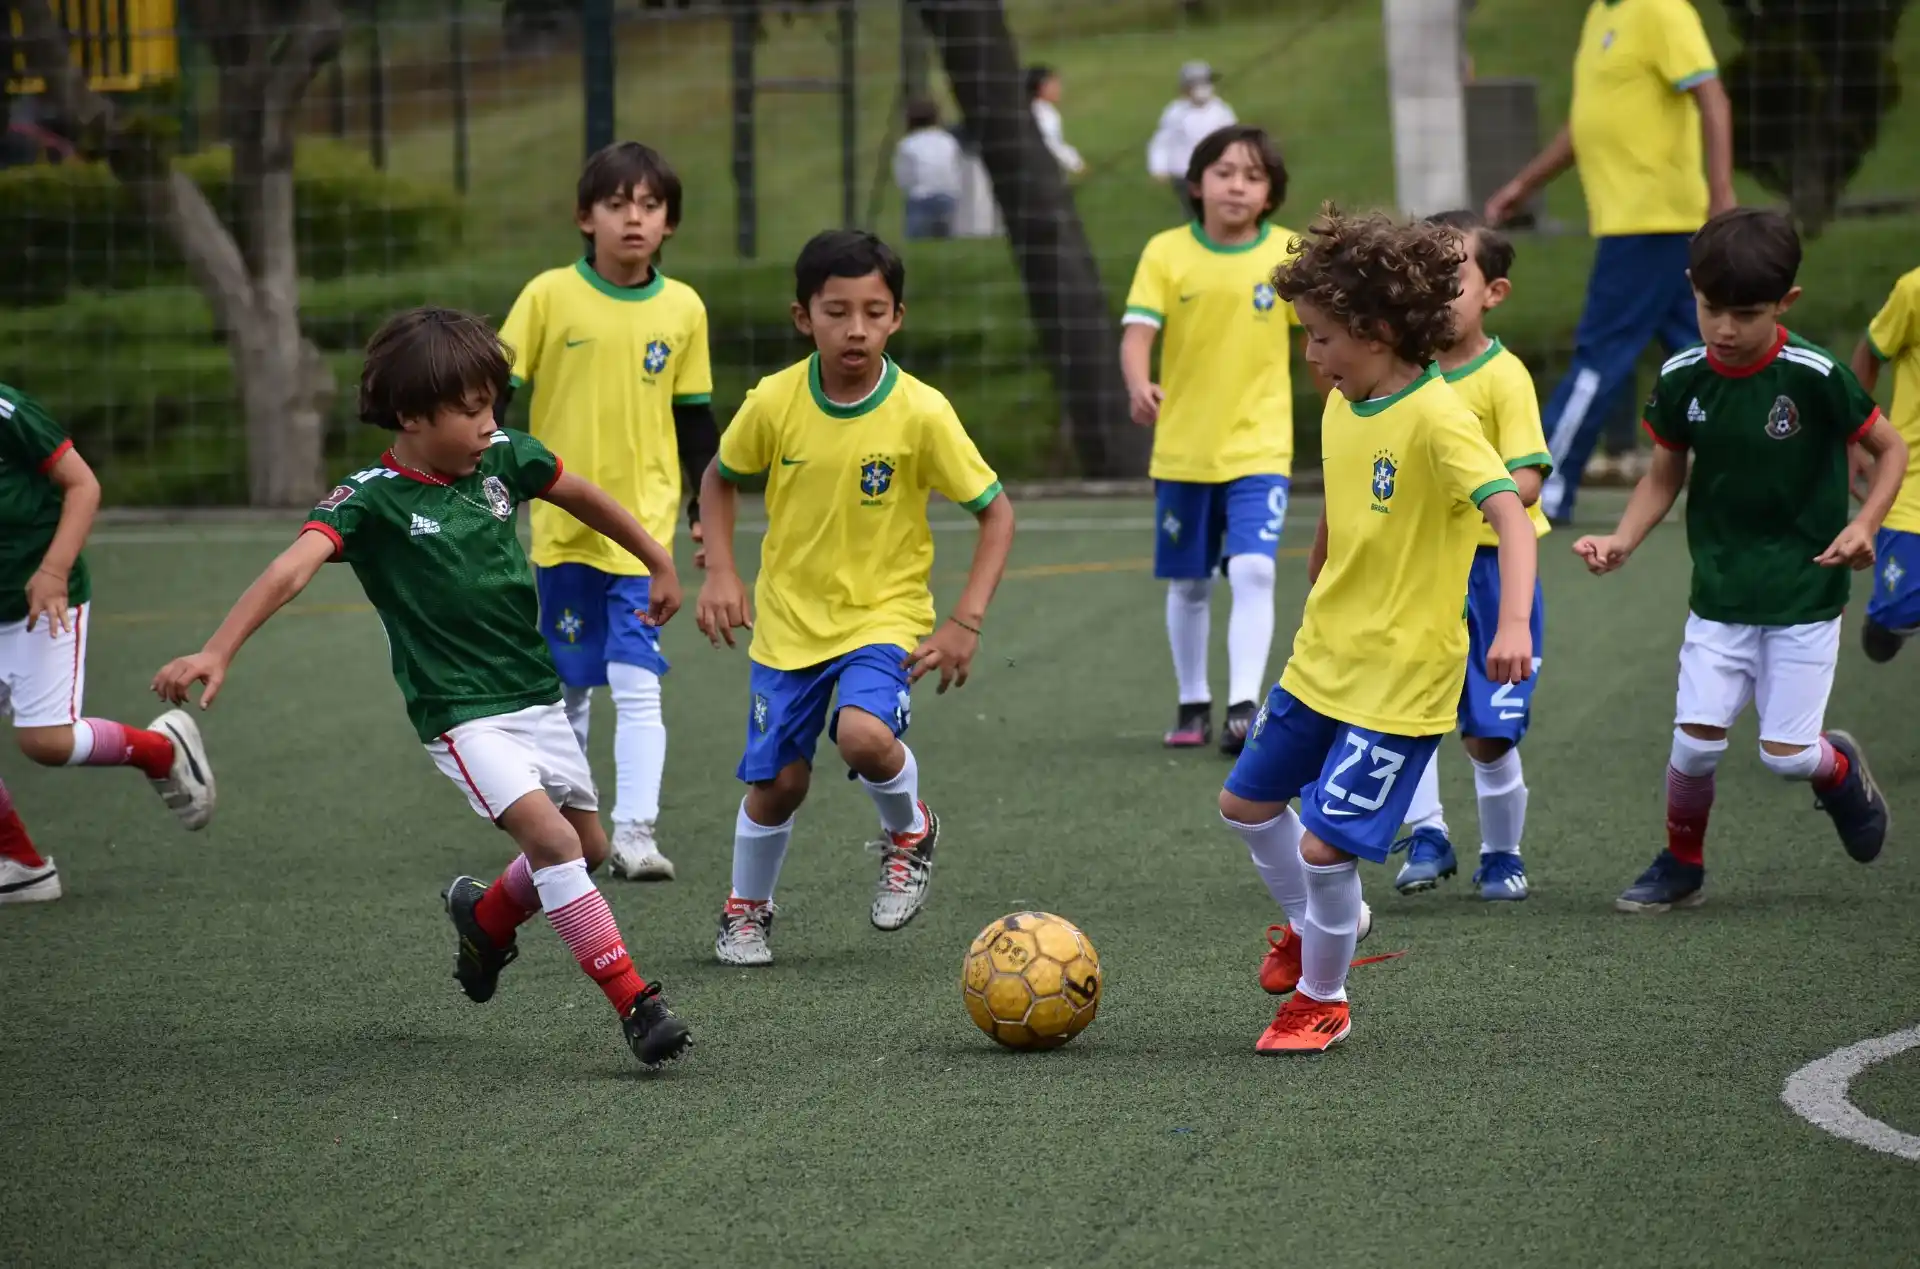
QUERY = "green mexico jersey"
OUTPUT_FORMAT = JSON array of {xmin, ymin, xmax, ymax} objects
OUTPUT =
[
  {"xmin": 0, "ymin": 384, "xmax": 92, "ymax": 624},
  {"xmin": 302, "ymin": 430, "xmax": 564, "ymax": 742},
  {"xmin": 1644, "ymin": 329, "xmax": 1881, "ymax": 626}
]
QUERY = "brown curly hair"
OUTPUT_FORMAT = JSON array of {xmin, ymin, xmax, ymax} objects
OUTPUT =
[{"xmin": 1273, "ymin": 204, "xmax": 1464, "ymax": 367}]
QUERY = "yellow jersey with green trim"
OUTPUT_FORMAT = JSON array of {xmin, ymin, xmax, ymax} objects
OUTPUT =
[
  {"xmin": 500, "ymin": 258, "xmax": 712, "ymax": 575},
  {"xmin": 1867, "ymin": 267, "xmax": 1920, "ymax": 534},
  {"xmin": 717, "ymin": 355, "xmax": 1002, "ymax": 671},
  {"xmin": 1122, "ymin": 221, "xmax": 1300, "ymax": 483},
  {"xmin": 1442, "ymin": 338, "xmax": 1553, "ymax": 545},
  {"xmin": 1568, "ymin": 0, "xmax": 1718, "ymax": 236},
  {"xmin": 1280, "ymin": 367, "xmax": 1518, "ymax": 736}
]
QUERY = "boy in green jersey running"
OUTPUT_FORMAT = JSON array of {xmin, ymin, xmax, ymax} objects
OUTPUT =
[
  {"xmin": 153, "ymin": 308, "xmax": 693, "ymax": 1069},
  {"xmin": 1574, "ymin": 209, "xmax": 1907, "ymax": 912}
]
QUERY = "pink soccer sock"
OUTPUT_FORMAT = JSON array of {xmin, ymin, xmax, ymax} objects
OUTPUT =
[
  {"xmin": 1811, "ymin": 736, "xmax": 1850, "ymax": 792},
  {"xmin": 473, "ymin": 855, "xmax": 541, "ymax": 945},
  {"xmin": 0, "ymin": 777, "xmax": 47, "ymax": 869},
  {"xmin": 547, "ymin": 888, "xmax": 648, "ymax": 1011},
  {"xmin": 1665, "ymin": 767, "xmax": 1715, "ymax": 867},
  {"xmin": 67, "ymin": 719, "xmax": 174, "ymax": 780}
]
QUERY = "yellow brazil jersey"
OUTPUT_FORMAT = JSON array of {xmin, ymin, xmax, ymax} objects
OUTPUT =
[
  {"xmin": 1442, "ymin": 338, "xmax": 1554, "ymax": 545},
  {"xmin": 716, "ymin": 355, "xmax": 1003, "ymax": 671},
  {"xmin": 500, "ymin": 259, "xmax": 712, "ymax": 575},
  {"xmin": 1568, "ymin": 0, "xmax": 1718, "ymax": 237},
  {"xmin": 1280, "ymin": 367, "xmax": 1518, "ymax": 736},
  {"xmin": 1868, "ymin": 267, "xmax": 1920, "ymax": 534},
  {"xmin": 1122, "ymin": 221, "xmax": 1300, "ymax": 483}
]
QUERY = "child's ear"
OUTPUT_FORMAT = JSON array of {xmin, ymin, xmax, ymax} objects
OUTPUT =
[
  {"xmin": 1485, "ymin": 277, "xmax": 1512, "ymax": 308},
  {"xmin": 790, "ymin": 300, "xmax": 813, "ymax": 336},
  {"xmin": 1775, "ymin": 285, "xmax": 1803, "ymax": 317},
  {"xmin": 574, "ymin": 209, "xmax": 595, "ymax": 236}
]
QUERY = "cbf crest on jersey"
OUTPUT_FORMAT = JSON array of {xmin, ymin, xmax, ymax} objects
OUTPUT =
[
  {"xmin": 483, "ymin": 475, "xmax": 514, "ymax": 520},
  {"xmin": 1371, "ymin": 450, "xmax": 1398, "ymax": 508},
  {"xmin": 860, "ymin": 454, "xmax": 896, "ymax": 504},
  {"xmin": 643, "ymin": 339, "xmax": 671, "ymax": 378},
  {"xmin": 1765, "ymin": 395, "xmax": 1802, "ymax": 440},
  {"xmin": 1252, "ymin": 281, "xmax": 1277, "ymax": 314}
]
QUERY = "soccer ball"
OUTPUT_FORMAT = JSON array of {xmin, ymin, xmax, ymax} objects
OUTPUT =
[{"xmin": 961, "ymin": 911, "xmax": 1102, "ymax": 1050}]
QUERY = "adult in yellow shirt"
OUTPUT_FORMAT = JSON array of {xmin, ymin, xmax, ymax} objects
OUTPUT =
[
  {"xmin": 1486, "ymin": 0, "xmax": 1734, "ymax": 524},
  {"xmin": 1853, "ymin": 265, "xmax": 1920, "ymax": 661}
]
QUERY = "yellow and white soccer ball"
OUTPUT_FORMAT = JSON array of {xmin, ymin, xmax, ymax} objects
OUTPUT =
[{"xmin": 961, "ymin": 911, "xmax": 1102, "ymax": 1050}]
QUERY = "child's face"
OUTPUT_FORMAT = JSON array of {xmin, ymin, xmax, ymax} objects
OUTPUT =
[
  {"xmin": 576, "ymin": 181, "xmax": 673, "ymax": 270},
  {"xmin": 1192, "ymin": 141, "xmax": 1270, "ymax": 233},
  {"xmin": 792, "ymin": 272, "xmax": 903, "ymax": 381},
  {"xmin": 1446, "ymin": 236, "xmax": 1509, "ymax": 346},
  {"xmin": 1692, "ymin": 282, "xmax": 1800, "ymax": 367},
  {"xmin": 401, "ymin": 390, "xmax": 498, "ymax": 477},
  {"xmin": 1036, "ymin": 74, "xmax": 1062, "ymax": 104},
  {"xmin": 1296, "ymin": 298, "xmax": 1391, "ymax": 401}
]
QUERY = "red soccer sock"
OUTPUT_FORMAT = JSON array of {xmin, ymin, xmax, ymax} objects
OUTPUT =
[
  {"xmin": 1665, "ymin": 764, "xmax": 1715, "ymax": 867},
  {"xmin": 71, "ymin": 719, "xmax": 174, "ymax": 780},
  {"xmin": 1811, "ymin": 736, "xmax": 1851, "ymax": 793},
  {"xmin": 0, "ymin": 778, "xmax": 47, "ymax": 869},
  {"xmin": 473, "ymin": 855, "xmax": 541, "ymax": 945},
  {"xmin": 547, "ymin": 888, "xmax": 649, "ymax": 1012}
]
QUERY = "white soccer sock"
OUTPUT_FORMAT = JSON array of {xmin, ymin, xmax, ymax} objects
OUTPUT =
[
  {"xmin": 1300, "ymin": 859, "xmax": 1363, "ymax": 1003},
  {"xmin": 530, "ymin": 855, "xmax": 596, "ymax": 912},
  {"xmin": 1224, "ymin": 554, "xmax": 1276, "ymax": 706},
  {"xmin": 859, "ymin": 744, "xmax": 926, "ymax": 836},
  {"xmin": 1403, "ymin": 749, "xmax": 1448, "ymax": 838},
  {"xmin": 1225, "ymin": 807, "xmax": 1307, "ymax": 930},
  {"xmin": 562, "ymin": 686, "xmax": 593, "ymax": 755},
  {"xmin": 731, "ymin": 800, "xmax": 795, "ymax": 902},
  {"xmin": 607, "ymin": 662, "xmax": 665, "ymax": 828},
  {"xmin": 1471, "ymin": 749, "xmax": 1528, "ymax": 856},
  {"xmin": 1166, "ymin": 578, "xmax": 1213, "ymax": 705}
]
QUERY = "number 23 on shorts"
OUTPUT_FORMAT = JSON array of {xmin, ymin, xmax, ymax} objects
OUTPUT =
[{"xmin": 1304, "ymin": 725, "xmax": 1441, "ymax": 862}]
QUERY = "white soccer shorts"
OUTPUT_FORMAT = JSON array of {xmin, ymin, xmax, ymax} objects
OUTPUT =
[
  {"xmin": 0, "ymin": 602, "xmax": 89, "ymax": 728},
  {"xmin": 426, "ymin": 701, "xmax": 598, "ymax": 821},
  {"xmin": 1674, "ymin": 612, "xmax": 1840, "ymax": 747}
]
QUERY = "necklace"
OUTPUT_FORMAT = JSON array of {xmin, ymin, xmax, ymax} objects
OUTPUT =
[{"xmin": 385, "ymin": 451, "xmax": 512, "ymax": 521}]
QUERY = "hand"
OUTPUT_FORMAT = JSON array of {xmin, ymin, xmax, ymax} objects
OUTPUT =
[
  {"xmin": 1708, "ymin": 184, "xmax": 1738, "ymax": 218},
  {"xmin": 24, "ymin": 566, "xmax": 70, "ymax": 637},
  {"xmin": 904, "ymin": 618, "xmax": 980, "ymax": 694},
  {"xmin": 695, "ymin": 569, "xmax": 753, "ymax": 648},
  {"xmin": 1573, "ymin": 534, "xmax": 1632, "ymax": 575},
  {"xmin": 1849, "ymin": 444, "xmax": 1874, "ymax": 504},
  {"xmin": 1128, "ymin": 382, "xmax": 1164, "ymax": 426},
  {"xmin": 1485, "ymin": 621, "xmax": 1534, "ymax": 686},
  {"xmin": 152, "ymin": 651, "xmax": 229, "ymax": 709},
  {"xmin": 1814, "ymin": 522, "xmax": 1876, "ymax": 570},
  {"xmin": 1484, "ymin": 179, "xmax": 1527, "ymax": 227},
  {"xmin": 690, "ymin": 519, "xmax": 708, "ymax": 571},
  {"xmin": 641, "ymin": 568, "xmax": 681, "ymax": 626}
]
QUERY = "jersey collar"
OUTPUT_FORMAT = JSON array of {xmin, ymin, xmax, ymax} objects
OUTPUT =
[
  {"xmin": 1348, "ymin": 362, "xmax": 1440, "ymax": 417},
  {"xmin": 574, "ymin": 257, "xmax": 664, "ymax": 302},
  {"xmin": 382, "ymin": 450, "xmax": 455, "ymax": 486},
  {"xmin": 1441, "ymin": 336, "xmax": 1503, "ymax": 383},
  {"xmin": 1188, "ymin": 221, "xmax": 1271, "ymax": 255},
  {"xmin": 1706, "ymin": 325, "xmax": 1788, "ymax": 378},
  {"xmin": 808, "ymin": 354, "xmax": 899, "ymax": 419}
]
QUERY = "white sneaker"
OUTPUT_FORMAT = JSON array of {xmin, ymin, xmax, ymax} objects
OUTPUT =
[
  {"xmin": 609, "ymin": 820, "xmax": 675, "ymax": 881},
  {"xmin": 0, "ymin": 855, "xmax": 61, "ymax": 905},
  {"xmin": 714, "ymin": 897, "xmax": 775, "ymax": 966},
  {"xmin": 148, "ymin": 709, "xmax": 215, "ymax": 830},
  {"xmin": 869, "ymin": 802, "xmax": 938, "ymax": 931}
]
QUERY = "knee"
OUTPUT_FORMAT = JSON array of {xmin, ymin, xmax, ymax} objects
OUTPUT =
[
  {"xmin": 606, "ymin": 663, "xmax": 662, "ymax": 723},
  {"xmin": 1671, "ymin": 726, "xmax": 1729, "ymax": 776},
  {"xmin": 1168, "ymin": 578, "xmax": 1211, "ymax": 606},
  {"xmin": 835, "ymin": 709, "xmax": 899, "ymax": 775},
  {"xmin": 16, "ymin": 726, "xmax": 72, "ymax": 767},
  {"xmin": 1299, "ymin": 834, "xmax": 1349, "ymax": 868},
  {"xmin": 751, "ymin": 763, "xmax": 811, "ymax": 820},
  {"xmin": 1218, "ymin": 788, "xmax": 1278, "ymax": 825},
  {"xmin": 1462, "ymin": 734, "xmax": 1513, "ymax": 765},
  {"xmin": 1758, "ymin": 741, "xmax": 1820, "ymax": 780},
  {"xmin": 568, "ymin": 810, "xmax": 611, "ymax": 871},
  {"xmin": 1226, "ymin": 553, "xmax": 1275, "ymax": 591}
]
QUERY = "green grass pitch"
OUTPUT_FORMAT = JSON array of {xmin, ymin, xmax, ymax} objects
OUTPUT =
[{"xmin": 4, "ymin": 494, "xmax": 1919, "ymax": 1266}]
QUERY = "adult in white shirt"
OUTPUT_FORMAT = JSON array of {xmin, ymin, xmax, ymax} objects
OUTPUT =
[
  {"xmin": 1146, "ymin": 60, "xmax": 1236, "ymax": 219},
  {"xmin": 1027, "ymin": 65, "xmax": 1084, "ymax": 178},
  {"xmin": 891, "ymin": 99, "xmax": 963, "ymax": 240}
]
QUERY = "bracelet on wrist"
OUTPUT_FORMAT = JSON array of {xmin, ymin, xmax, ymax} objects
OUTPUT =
[{"xmin": 949, "ymin": 617, "xmax": 982, "ymax": 636}]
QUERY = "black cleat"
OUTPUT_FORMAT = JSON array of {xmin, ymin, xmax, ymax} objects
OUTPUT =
[
  {"xmin": 1220, "ymin": 701, "xmax": 1260, "ymax": 756},
  {"xmin": 622, "ymin": 982, "xmax": 693, "ymax": 1070},
  {"xmin": 443, "ymin": 875, "xmax": 519, "ymax": 1004},
  {"xmin": 1862, "ymin": 619, "xmax": 1904, "ymax": 664},
  {"xmin": 1164, "ymin": 701, "xmax": 1212, "ymax": 748},
  {"xmin": 1816, "ymin": 731, "xmax": 1890, "ymax": 863}
]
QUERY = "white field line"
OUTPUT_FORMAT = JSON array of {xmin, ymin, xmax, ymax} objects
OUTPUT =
[
  {"xmin": 1780, "ymin": 1023, "xmax": 1920, "ymax": 1162},
  {"xmin": 87, "ymin": 516, "xmax": 1171, "ymax": 546}
]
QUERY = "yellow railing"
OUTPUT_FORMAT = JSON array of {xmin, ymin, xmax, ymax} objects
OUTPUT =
[{"xmin": 7, "ymin": 0, "xmax": 180, "ymax": 94}]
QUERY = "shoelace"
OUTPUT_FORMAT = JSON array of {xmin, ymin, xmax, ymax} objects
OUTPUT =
[
  {"xmin": 867, "ymin": 838, "xmax": 930, "ymax": 893},
  {"xmin": 723, "ymin": 902, "xmax": 776, "ymax": 938}
]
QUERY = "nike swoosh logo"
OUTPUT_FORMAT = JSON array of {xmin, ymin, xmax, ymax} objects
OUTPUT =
[
  {"xmin": 1498, "ymin": 710, "xmax": 1525, "ymax": 720},
  {"xmin": 779, "ymin": 456, "xmax": 807, "ymax": 466},
  {"xmin": 1320, "ymin": 803, "xmax": 1359, "ymax": 818},
  {"xmin": 1178, "ymin": 293, "xmax": 1198, "ymax": 303},
  {"xmin": 565, "ymin": 338, "xmax": 593, "ymax": 348}
]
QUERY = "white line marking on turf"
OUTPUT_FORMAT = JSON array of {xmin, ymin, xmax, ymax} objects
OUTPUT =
[
  {"xmin": 1781, "ymin": 1023, "xmax": 1920, "ymax": 1161},
  {"xmin": 87, "ymin": 517, "xmax": 1167, "ymax": 546}
]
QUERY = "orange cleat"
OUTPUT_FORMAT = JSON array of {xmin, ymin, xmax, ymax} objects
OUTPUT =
[
  {"xmin": 1258, "ymin": 923, "xmax": 1303, "ymax": 995},
  {"xmin": 1254, "ymin": 992, "xmax": 1351, "ymax": 1055}
]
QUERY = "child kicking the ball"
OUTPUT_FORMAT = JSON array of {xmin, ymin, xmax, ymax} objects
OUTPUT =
[
  {"xmin": 696, "ymin": 229, "xmax": 1015, "ymax": 966},
  {"xmin": 1219, "ymin": 206, "xmax": 1538, "ymax": 1054},
  {"xmin": 152, "ymin": 307, "xmax": 693, "ymax": 1070}
]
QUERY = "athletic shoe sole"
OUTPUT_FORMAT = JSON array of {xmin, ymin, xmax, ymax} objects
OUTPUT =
[{"xmin": 1614, "ymin": 889, "xmax": 1707, "ymax": 914}]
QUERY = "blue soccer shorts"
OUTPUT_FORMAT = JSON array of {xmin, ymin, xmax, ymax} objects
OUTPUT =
[
  {"xmin": 1868, "ymin": 529, "xmax": 1920, "ymax": 633},
  {"xmin": 738, "ymin": 644, "xmax": 913, "ymax": 783},
  {"xmin": 1224, "ymin": 683, "xmax": 1442, "ymax": 863},
  {"xmin": 1458, "ymin": 545, "xmax": 1546, "ymax": 743},
  {"xmin": 534, "ymin": 563, "xmax": 669, "ymax": 688},
  {"xmin": 1153, "ymin": 474, "xmax": 1290, "ymax": 579}
]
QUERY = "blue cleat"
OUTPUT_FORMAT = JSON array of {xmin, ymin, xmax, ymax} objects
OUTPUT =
[
  {"xmin": 1472, "ymin": 850, "xmax": 1529, "ymax": 901},
  {"xmin": 1815, "ymin": 730, "xmax": 1889, "ymax": 863},
  {"xmin": 1391, "ymin": 826, "xmax": 1457, "ymax": 894},
  {"xmin": 1615, "ymin": 850, "xmax": 1705, "ymax": 913}
]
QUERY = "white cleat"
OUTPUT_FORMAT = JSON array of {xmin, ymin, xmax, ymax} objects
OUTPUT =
[
  {"xmin": 0, "ymin": 855, "xmax": 62, "ymax": 905},
  {"xmin": 714, "ymin": 898, "xmax": 775, "ymax": 966},
  {"xmin": 609, "ymin": 820, "xmax": 675, "ymax": 881},
  {"xmin": 869, "ymin": 802, "xmax": 938, "ymax": 931},
  {"xmin": 148, "ymin": 709, "xmax": 214, "ymax": 830}
]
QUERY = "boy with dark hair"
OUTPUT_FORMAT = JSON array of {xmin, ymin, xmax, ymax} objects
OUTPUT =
[
  {"xmin": 696, "ymin": 229, "xmax": 1015, "ymax": 966},
  {"xmin": 152, "ymin": 307, "xmax": 693, "ymax": 1069},
  {"xmin": 1850, "ymin": 264, "xmax": 1920, "ymax": 662},
  {"xmin": 1223, "ymin": 206, "xmax": 1538, "ymax": 1053},
  {"xmin": 498, "ymin": 140, "xmax": 715, "ymax": 884},
  {"xmin": 1575, "ymin": 207, "xmax": 1904, "ymax": 912},
  {"xmin": 1389, "ymin": 210, "xmax": 1551, "ymax": 902},
  {"xmin": 0, "ymin": 384, "xmax": 213, "ymax": 904},
  {"xmin": 1121, "ymin": 123, "xmax": 1302, "ymax": 755}
]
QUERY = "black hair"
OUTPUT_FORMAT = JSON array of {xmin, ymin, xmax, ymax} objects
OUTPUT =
[
  {"xmin": 359, "ymin": 307, "xmax": 512, "ymax": 430},
  {"xmin": 905, "ymin": 97, "xmax": 941, "ymax": 132},
  {"xmin": 1184, "ymin": 124, "xmax": 1289, "ymax": 220},
  {"xmin": 1025, "ymin": 64, "xmax": 1055, "ymax": 99},
  {"xmin": 576, "ymin": 141, "xmax": 683, "ymax": 230},
  {"xmin": 1689, "ymin": 206, "xmax": 1801, "ymax": 306},
  {"xmin": 1424, "ymin": 208, "xmax": 1515, "ymax": 282},
  {"xmin": 794, "ymin": 229, "xmax": 906, "ymax": 308}
]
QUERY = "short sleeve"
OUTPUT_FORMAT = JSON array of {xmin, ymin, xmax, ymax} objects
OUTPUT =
[
  {"xmin": 673, "ymin": 297, "xmax": 713, "ymax": 404},
  {"xmin": 1866, "ymin": 275, "xmax": 1916, "ymax": 363},
  {"xmin": 1123, "ymin": 239, "xmax": 1170, "ymax": 329},
  {"xmin": 495, "ymin": 429, "xmax": 562, "ymax": 500},
  {"xmin": 499, "ymin": 279, "xmax": 543, "ymax": 389},
  {"xmin": 921, "ymin": 397, "xmax": 1002, "ymax": 512},
  {"xmin": 0, "ymin": 390, "xmax": 74, "ymax": 473},
  {"xmin": 1491, "ymin": 358, "xmax": 1552, "ymax": 473},
  {"xmin": 1832, "ymin": 362, "xmax": 1884, "ymax": 444},
  {"xmin": 301, "ymin": 480, "xmax": 368, "ymax": 563},
  {"xmin": 1654, "ymin": 0, "xmax": 1718, "ymax": 90},
  {"xmin": 1428, "ymin": 402, "xmax": 1516, "ymax": 508},
  {"xmin": 1642, "ymin": 371, "xmax": 1689, "ymax": 450},
  {"xmin": 717, "ymin": 391, "xmax": 775, "ymax": 481}
]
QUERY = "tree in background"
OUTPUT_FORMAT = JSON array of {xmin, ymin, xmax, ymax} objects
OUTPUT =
[
  {"xmin": 1720, "ymin": 0, "xmax": 1910, "ymax": 235},
  {"xmin": 13, "ymin": 0, "xmax": 342, "ymax": 506}
]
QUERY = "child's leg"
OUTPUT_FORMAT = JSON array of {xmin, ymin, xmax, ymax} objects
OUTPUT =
[
  {"xmin": 840, "ymin": 710, "xmax": 923, "ymax": 837},
  {"xmin": 1155, "ymin": 481, "xmax": 1218, "ymax": 734},
  {"xmin": 562, "ymin": 687, "xmax": 593, "ymax": 754},
  {"xmin": 0, "ymin": 773, "xmax": 46, "ymax": 868},
  {"xmin": 729, "ymin": 659, "xmax": 836, "ymax": 906},
  {"xmin": 6, "ymin": 603, "xmax": 174, "ymax": 777},
  {"xmin": 1754, "ymin": 618, "xmax": 1887, "ymax": 860},
  {"xmin": 1863, "ymin": 529, "xmax": 1920, "ymax": 662},
  {"xmin": 1219, "ymin": 686, "xmax": 1334, "ymax": 932},
  {"xmin": 1667, "ymin": 616, "xmax": 1756, "ymax": 865},
  {"xmin": 1165, "ymin": 579, "xmax": 1213, "ymax": 705},
  {"xmin": 1401, "ymin": 752, "xmax": 1449, "ymax": 839},
  {"xmin": 536, "ymin": 564, "xmax": 611, "ymax": 756},
  {"xmin": 1462, "ymin": 735, "xmax": 1526, "ymax": 855},
  {"xmin": 605, "ymin": 574, "xmax": 672, "ymax": 833},
  {"xmin": 1220, "ymin": 476, "xmax": 1288, "ymax": 714},
  {"xmin": 1298, "ymin": 832, "xmax": 1364, "ymax": 1002},
  {"xmin": 734, "ymin": 762, "xmax": 809, "ymax": 901},
  {"xmin": 498, "ymin": 792, "xmax": 649, "ymax": 1011}
]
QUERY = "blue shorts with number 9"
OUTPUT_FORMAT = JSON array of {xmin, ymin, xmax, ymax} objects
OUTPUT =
[
  {"xmin": 1153, "ymin": 474, "xmax": 1290, "ymax": 579},
  {"xmin": 1224, "ymin": 684, "xmax": 1442, "ymax": 863}
]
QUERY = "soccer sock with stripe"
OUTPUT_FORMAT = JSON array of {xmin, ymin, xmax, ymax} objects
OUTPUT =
[
  {"xmin": 473, "ymin": 854, "xmax": 541, "ymax": 945},
  {"xmin": 608, "ymin": 662, "xmax": 666, "ymax": 828},
  {"xmin": 64, "ymin": 718, "xmax": 174, "ymax": 780},
  {"xmin": 1402, "ymin": 749, "xmax": 1449, "ymax": 839},
  {"xmin": 859, "ymin": 743, "xmax": 925, "ymax": 837},
  {"xmin": 731, "ymin": 800, "xmax": 794, "ymax": 902},
  {"xmin": 1224, "ymin": 554, "xmax": 1276, "ymax": 706},
  {"xmin": 0, "ymin": 776, "xmax": 47, "ymax": 869},
  {"xmin": 1471, "ymin": 749, "xmax": 1528, "ymax": 856},
  {"xmin": 535, "ymin": 859, "xmax": 648, "ymax": 1011},
  {"xmin": 1166, "ymin": 579, "xmax": 1212, "ymax": 706},
  {"xmin": 1299, "ymin": 858, "xmax": 1363, "ymax": 1003},
  {"xmin": 1225, "ymin": 807, "xmax": 1307, "ymax": 931},
  {"xmin": 1666, "ymin": 728, "xmax": 1726, "ymax": 867}
]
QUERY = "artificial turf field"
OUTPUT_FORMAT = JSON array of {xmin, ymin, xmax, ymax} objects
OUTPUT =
[{"xmin": 4, "ymin": 492, "xmax": 1918, "ymax": 1267}]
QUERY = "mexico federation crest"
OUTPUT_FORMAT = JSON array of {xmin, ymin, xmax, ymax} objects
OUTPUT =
[
  {"xmin": 644, "ymin": 339, "xmax": 671, "ymax": 376},
  {"xmin": 1371, "ymin": 450, "xmax": 1398, "ymax": 504},
  {"xmin": 1252, "ymin": 281, "xmax": 1277, "ymax": 313},
  {"xmin": 751, "ymin": 693, "xmax": 770, "ymax": 734},
  {"xmin": 1765, "ymin": 394, "xmax": 1801, "ymax": 440},
  {"xmin": 482, "ymin": 475, "xmax": 514, "ymax": 520},
  {"xmin": 860, "ymin": 454, "xmax": 896, "ymax": 500}
]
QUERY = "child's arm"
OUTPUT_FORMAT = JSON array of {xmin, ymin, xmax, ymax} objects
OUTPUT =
[
  {"xmin": 1816, "ymin": 414, "xmax": 1906, "ymax": 569},
  {"xmin": 153, "ymin": 531, "xmax": 336, "ymax": 708},
  {"xmin": 25, "ymin": 447, "xmax": 102, "ymax": 637},
  {"xmin": 1480, "ymin": 490, "xmax": 1538, "ymax": 685},
  {"xmin": 1573, "ymin": 445, "xmax": 1687, "ymax": 574},
  {"xmin": 693, "ymin": 458, "xmax": 753, "ymax": 648},
  {"xmin": 540, "ymin": 471, "xmax": 680, "ymax": 624},
  {"xmin": 1511, "ymin": 466, "xmax": 1545, "ymax": 507},
  {"xmin": 1120, "ymin": 324, "xmax": 1163, "ymax": 425},
  {"xmin": 906, "ymin": 494, "xmax": 1016, "ymax": 694},
  {"xmin": 1850, "ymin": 336, "xmax": 1882, "ymax": 395}
]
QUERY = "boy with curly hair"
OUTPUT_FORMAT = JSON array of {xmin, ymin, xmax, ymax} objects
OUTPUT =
[{"xmin": 1217, "ymin": 206, "xmax": 1539, "ymax": 1054}]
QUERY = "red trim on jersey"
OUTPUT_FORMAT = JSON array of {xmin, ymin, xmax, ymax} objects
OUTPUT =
[
  {"xmin": 37, "ymin": 438, "xmax": 74, "ymax": 474},
  {"xmin": 1642, "ymin": 419, "xmax": 1687, "ymax": 451},
  {"xmin": 1849, "ymin": 406, "xmax": 1884, "ymax": 445},
  {"xmin": 299, "ymin": 521, "xmax": 346, "ymax": 561},
  {"xmin": 380, "ymin": 451, "xmax": 448, "ymax": 485},
  {"xmin": 1706, "ymin": 325, "xmax": 1788, "ymax": 379},
  {"xmin": 536, "ymin": 455, "xmax": 564, "ymax": 498},
  {"xmin": 67, "ymin": 604, "xmax": 85, "ymax": 722},
  {"xmin": 441, "ymin": 733, "xmax": 495, "ymax": 817}
]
